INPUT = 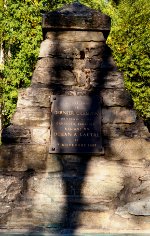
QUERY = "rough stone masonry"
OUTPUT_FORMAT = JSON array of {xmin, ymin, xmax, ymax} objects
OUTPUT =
[{"xmin": 0, "ymin": 2, "xmax": 150, "ymax": 235}]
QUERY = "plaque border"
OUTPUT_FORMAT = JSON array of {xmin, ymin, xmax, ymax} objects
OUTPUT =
[{"xmin": 49, "ymin": 95, "xmax": 104, "ymax": 154}]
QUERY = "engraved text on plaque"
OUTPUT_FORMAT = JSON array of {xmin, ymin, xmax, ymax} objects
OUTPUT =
[{"xmin": 49, "ymin": 95, "xmax": 102, "ymax": 154}]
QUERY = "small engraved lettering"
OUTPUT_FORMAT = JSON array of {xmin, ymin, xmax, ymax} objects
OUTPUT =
[{"xmin": 50, "ymin": 96, "xmax": 102, "ymax": 153}]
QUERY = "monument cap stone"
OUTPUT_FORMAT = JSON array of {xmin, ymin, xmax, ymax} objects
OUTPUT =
[{"xmin": 42, "ymin": 2, "xmax": 111, "ymax": 31}]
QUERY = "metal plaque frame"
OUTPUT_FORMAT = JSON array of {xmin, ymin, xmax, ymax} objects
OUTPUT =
[{"xmin": 49, "ymin": 95, "xmax": 103, "ymax": 154}]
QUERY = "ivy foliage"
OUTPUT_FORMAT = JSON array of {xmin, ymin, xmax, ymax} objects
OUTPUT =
[
  {"xmin": 1, "ymin": 0, "xmax": 43, "ymax": 124},
  {"xmin": 0, "ymin": 0, "xmax": 75, "ymax": 125},
  {"xmin": 0, "ymin": 0, "xmax": 4, "ymax": 107},
  {"xmin": 82, "ymin": 0, "xmax": 150, "ymax": 122},
  {"xmin": 0, "ymin": 0, "xmax": 150, "ymax": 125},
  {"xmin": 107, "ymin": 0, "xmax": 150, "ymax": 120}
]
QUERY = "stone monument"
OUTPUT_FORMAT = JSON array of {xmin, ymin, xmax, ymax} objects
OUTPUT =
[{"xmin": 0, "ymin": 2, "xmax": 150, "ymax": 235}]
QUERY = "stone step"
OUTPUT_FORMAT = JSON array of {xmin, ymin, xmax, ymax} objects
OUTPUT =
[{"xmin": 0, "ymin": 229, "xmax": 149, "ymax": 235}]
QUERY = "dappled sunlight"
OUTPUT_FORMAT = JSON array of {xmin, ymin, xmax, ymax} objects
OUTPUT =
[{"xmin": 0, "ymin": 2, "xmax": 150, "ymax": 235}]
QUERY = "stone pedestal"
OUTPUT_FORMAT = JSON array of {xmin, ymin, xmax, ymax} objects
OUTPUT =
[{"xmin": 0, "ymin": 3, "xmax": 150, "ymax": 234}]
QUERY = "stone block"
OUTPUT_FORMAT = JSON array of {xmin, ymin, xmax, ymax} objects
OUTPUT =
[
  {"xmin": 0, "ymin": 174, "xmax": 23, "ymax": 222},
  {"xmin": 73, "ymin": 58, "xmax": 103, "ymax": 70},
  {"xmin": 46, "ymin": 154, "xmax": 63, "ymax": 173},
  {"xmin": 31, "ymin": 127, "xmax": 50, "ymax": 144},
  {"xmin": 102, "ymin": 120, "xmax": 149, "ymax": 138},
  {"xmin": 90, "ymin": 71, "xmax": 124, "ymax": 89},
  {"xmin": 61, "ymin": 161, "xmax": 124, "ymax": 202},
  {"xmin": 0, "ymin": 202, "xmax": 11, "ymax": 215},
  {"xmin": 32, "ymin": 68, "xmax": 76, "ymax": 86},
  {"xmin": 132, "ymin": 180, "xmax": 150, "ymax": 196},
  {"xmin": 12, "ymin": 107, "xmax": 51, "ymax": 127},
  {"xmin": 51, "ymin": 70, "xmax": 75, "ymax": 85},
  {"xmin": 2, "ymin": 125, "xmax": 31, "ymax": 144},
  {"xmin": 35, "ymin": 58, "xmax": 74, "ymax": 70},
  {"xmin": 42, "ymin": 3, "xmax": 110, "ymax": 31},
  {"xmin": 39, "ymin": 40, "xmax": 105, "ymax": 59},
  {"xmin": 102, "ymin": 107, "xmax": 137, "ymax": 124},
  {"xmin": 27, "ymin": 173, "xmax": 65, "ymax": 203},
  {"xmin": 104, "ymin": 138, "xmax": 150, "ymax": 161},
  {"xmin": 35, "ymin": 57, "xmax": 105, "ymax": 71},
  {"xmin": 108, "ymin": 213, "xmax": 149, "ymax": 231},
  {"xmin": 82, "ymin": 163, "xmax": 124, "ymax": 201},
  {"xmin": 7, "ymin": 201, "xmax": 65, "ymax": 229},
  {"xmin": 116, "ymin": 198, "xmax": 150, "ymax": 216},
  {"xmin": 5, "ymin": 204, "xmax": 35, "ymax": 228},
  {"xmin": 0, "ymin": 144, "xmax": 47, "ymax": 171},
  {"xmin": 70, "ymin": 211, "xmax": 110, "ymax": 228},
  {"xmin": 17, "ymin": 88, "xmax": 51, "ymax": 108},
  {"xmin": 0, "ymin": 175, "xmax": 22, "ymax": 202},
  {"xmin": 31, "ymin": 69, "xmax": 51, "ymax": 85},
  {"xmin": 101, "ymin": 89, "xmax": 132, "ymax": 107},
  {"xmin": 101, "ymin": 55, "xmax": 117, "ymax": 70},
  {"xmin": 2, "ymin": 125, "xmax": 50, "ymax": 144},
  {"xmin": 44, "ymin": 31, "xmax": 106, "ymax": 42},
  {"xmin": 70, "ymin": 202, "xmax": 150, "ymax": 232},
  {"xmin": 103, "ymin": 71, "xmax": 124, "ymax": 89}
]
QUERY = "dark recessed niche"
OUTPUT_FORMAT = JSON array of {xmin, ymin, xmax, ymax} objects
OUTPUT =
[{"xmin": 80, "ymin": 51, "xmax": 85, "ymax": 59}]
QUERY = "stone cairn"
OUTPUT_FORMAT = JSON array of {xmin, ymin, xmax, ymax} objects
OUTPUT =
[{"xmin": 0, "ymin": 2, "xmax": 150, "ymax": 235}]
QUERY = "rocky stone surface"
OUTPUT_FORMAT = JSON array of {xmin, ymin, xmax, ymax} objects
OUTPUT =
[
  {"xmin": 42, "ymin": 2, "xmax": 111, "ymax": 31},
  {"xmin": 102, "ymin": 107, "xmax": 137, "ymax": 124},
  {"xmin": 0, "ymin": 103, "xmax": 2, "ymax": 142},
  {"xmin": 0, "ymin": 2, "xmax": 150, "ymax": 234}
]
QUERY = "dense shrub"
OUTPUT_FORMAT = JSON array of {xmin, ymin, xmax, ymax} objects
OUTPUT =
[
  {"xmin": 107, "ymin": 0, "xmax": 150, "ymax": 121},
  {"xmin": 0, "ymin": 0, "xmax": 75, "ymax": 125}
]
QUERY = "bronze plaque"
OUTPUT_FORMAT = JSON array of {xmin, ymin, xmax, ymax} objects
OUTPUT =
[{"xmin": 49, "ymin": 95, "xmax": 102, "ymax": 154}]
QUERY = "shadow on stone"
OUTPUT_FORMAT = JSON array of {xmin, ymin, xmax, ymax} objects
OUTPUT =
[{"xmin": 1, "ymin": 2, "xmax": 150, "ymax": 236}]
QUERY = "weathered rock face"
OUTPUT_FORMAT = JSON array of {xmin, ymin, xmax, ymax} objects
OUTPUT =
[
  {"xmin": 0, "ymin": 2, "xmax": 150, "ymax": 235},
  {"xmin": 0, "ymin": 103, "xmax": 2, "ymax": 141},
  {"xmin": 42, "ymin": 2, "xmax": 110, "ymax": 31}
]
